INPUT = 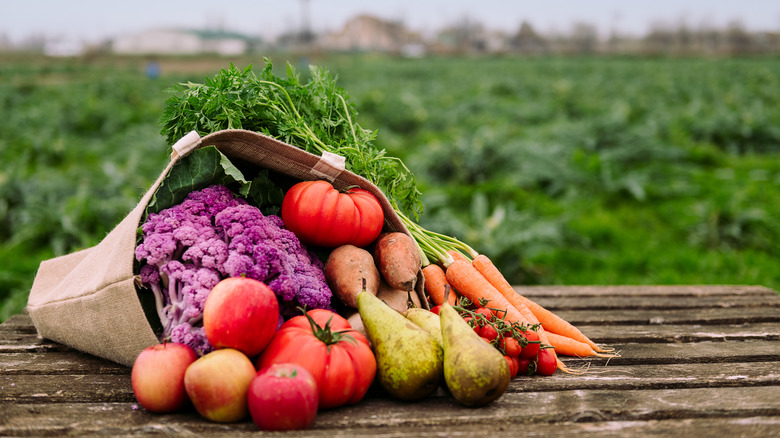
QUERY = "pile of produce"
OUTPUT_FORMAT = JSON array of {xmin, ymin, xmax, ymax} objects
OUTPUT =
[{"xmin": 132, "ymin": 59, "xmax": 617, "ymax": 430}]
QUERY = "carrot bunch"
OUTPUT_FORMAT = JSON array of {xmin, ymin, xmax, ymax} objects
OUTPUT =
[{"xmin": 422, "ymin": 251, "xmax": 618, "ymax": 375}]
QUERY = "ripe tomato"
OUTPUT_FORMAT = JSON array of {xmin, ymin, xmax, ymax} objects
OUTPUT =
[
  {"xmin": 519, "ymin": 330, "xmax": 541, "ymax": 359},
  {"xmin": 462, "ymin": 316, "xmax": 480, "ymax": 334},
  {"xmin": 500, "ymin": 336, "xmax": 522, "ymax": 357},
  {"xmin": 474, "ymin": 307, "xmax": 493, "ymax": 322},
  {"xmin": 256, "ymin": 309, "xmax": 376, "ymax": 409},
  {"xmin": 535, "ymin": 348, "xmax": 557, "ymax": 376},
  {"xmin": 430, "ymin": 305, "xmax": 442, "ymax": 315},
  {"xmin": 504, "ymin": 355, "xmax": 519, "ymax": 378},
  {"xmin": 478, "ymin": 324, "xmax": 499, "ymax": 341},
  {"xmin": 281, "ymin": 180, "xmax": 385, "ymax": 248},
  {"xmin": 516, "ymin": 358, "xmax": 531, "ymax": 376}
]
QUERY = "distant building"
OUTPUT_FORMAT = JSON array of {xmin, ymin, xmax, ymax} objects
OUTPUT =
[
  {"xmin": 111, "ymin": 29, "xmax": 254, "ymax": 55},
  {"xmin": 321, "ymin": 14, "xmax": 424, "ymax": 55}
]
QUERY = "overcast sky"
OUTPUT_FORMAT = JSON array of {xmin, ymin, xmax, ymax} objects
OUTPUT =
[{"xmin": 4, "ymin": 1, "xmax": 780, "ymax": 43}]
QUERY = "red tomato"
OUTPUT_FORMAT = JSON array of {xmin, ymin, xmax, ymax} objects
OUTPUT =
[
  {"xmin": 474, "ymin": 307, "xmax": 493, "ymax": 322},
  {"xmin": 462, "ymin": 316, "xmax": 480, "ymax": 334},
  {"xmin": 478, "ymin": 324, "xmax": 499, "ymax": 341},
  {"xmin": 504, "ymin": 355, "xmax": 519, "ymax": 378},
  {"xmin": 256, "ymin": 309, "xmax": 376, "ymax": 409},
  {"xmin": 430, "ymin": 305, "xmax": 442, "ymax": 315},
  {"xmin": 500, "ymin": 336, "xmax": 522, "ymax": 357},
  {"xmin": 519, "ymin": 330, "xmax": 541, "ymax": 359},
  {"xmin": 281, "ymin": 180, "xmax": 385, "ymax": 248},
  {"xmin": 516, "ymin": 358, "xmax": 531, "ymax": 375},
  {"xmin": 535, "ymin": 348, "xmax": 557, "ymax": 376}
]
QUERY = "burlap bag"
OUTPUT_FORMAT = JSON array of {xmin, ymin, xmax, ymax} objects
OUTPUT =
[{"xmin": 27, "ymin": 129, "xmax": 425, "ymax": 367}]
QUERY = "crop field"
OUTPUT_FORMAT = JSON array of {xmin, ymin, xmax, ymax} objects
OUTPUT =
[{"xmin": 2, "ymin": 53, "xmax": 779, "ymax": 321}]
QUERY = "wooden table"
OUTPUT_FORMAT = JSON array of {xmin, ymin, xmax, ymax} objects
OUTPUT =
[{"xmin": 2, "ymin": 285, "xmax": 779, "ymax": 437}]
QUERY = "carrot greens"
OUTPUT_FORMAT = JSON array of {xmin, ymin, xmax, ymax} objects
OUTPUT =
[{"xmin": 159, "ymin": 59, "xmax": 473, "ymax": 267}]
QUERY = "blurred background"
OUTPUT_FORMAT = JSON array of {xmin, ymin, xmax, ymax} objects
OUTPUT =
[{"xmin": 2, "ymin": 1, "xmax": 780, "ymax": 321}]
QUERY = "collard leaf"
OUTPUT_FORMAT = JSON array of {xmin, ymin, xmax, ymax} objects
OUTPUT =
[
  {"xmin": 145, "ymin": 146, "xmax": 250, "ymax": 215},
  {"xmin": 244, "ymin": 169, "xmax": 287, "ymax": 216}
]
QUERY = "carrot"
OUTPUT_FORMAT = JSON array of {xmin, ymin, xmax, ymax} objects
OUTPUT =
[
  {"xmin": 445, "ymin": 260, "xmax": 532, "ymax": 327},
  {"xmin": 422, "ymin": 264, "xmax": 456, "ymax": 306},
  {"xmin": 446, "ymin": 250, "xmax": 471, "ymax": 264},
  {"xmin": 471, "ymin": 254, "xmax": 614, "ymax": 354},
  {"xmin": 466, "ymin": 256, "xmax": 574, "ymax": 372},
  {"xmin": 544, "ymin": 332, "xmax": 619, "ymax": 358},
  {"xmin": 446, "ymin": 259, "xmax": 578, "ymax": 374}
]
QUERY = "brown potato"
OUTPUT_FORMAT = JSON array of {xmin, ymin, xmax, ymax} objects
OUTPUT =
[
  {"xmin": 345, "ymin": 311, "xmax": 368, "ymax": 339},
  {"xmin": 376, "ymin": 278, "xmax": 422, "ymax": 314},
  {"xmin": 324, "ymin": 244, "xmax": 380, "ymax": 308},
  {"xmin": 373, "ymin": 232, "xmax": 422, "ymax": 292}
]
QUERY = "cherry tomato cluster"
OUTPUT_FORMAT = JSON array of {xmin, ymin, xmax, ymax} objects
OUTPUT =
[{"xmin": 431, "ymin": 301, "xmax": 557, "ymax": 377}]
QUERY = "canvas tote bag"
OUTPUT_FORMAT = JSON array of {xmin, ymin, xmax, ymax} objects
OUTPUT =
[{"xmin": 27, "ymin": 129, "xmax": 425, "ymax": 367}]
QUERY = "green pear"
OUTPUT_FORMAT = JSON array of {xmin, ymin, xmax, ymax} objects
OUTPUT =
[
  {"xmin": 404, "ymin": 308, "xmax": 443, "ymax": 347},
  {"xmin": 357, "ymin": 291, "xmax": 443, "ymax": 401},
  {"xmin": 439, "ymin": 303, "xmax": 510, "ymax": 407}
]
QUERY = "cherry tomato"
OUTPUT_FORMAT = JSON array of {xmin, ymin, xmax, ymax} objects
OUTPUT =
[
  {"xmin": 519, "ymin": 330, "xmax": 541, "ymax": 359},
  {"xmin": 474, "ymin": 307, "xmax": 493, "ymax": 321},
  {"xmin": 500, "ymin": 336, "xmax": 522, "ymax": 357},
  {"xmin": 462, "ymin": 316, "xmax": 480, "ymax": 334},
  {"xmin": 535, "ymin": 348, "xmax": 557, "ymax": 376},
  {"xmin": 516, "ymin": 358, "xmax": 531, "ymax": 375},
  {"xmin": 504, "ymin": 355, "xmax": 519, "ymax": 378},
  {"xmin": 479, "ymin": 324, "xmax": 499, "ymax": 341}
]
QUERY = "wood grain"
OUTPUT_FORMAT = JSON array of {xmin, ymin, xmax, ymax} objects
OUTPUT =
[{"xmin": 1, "ymin": 285, "xmax": 778, "ymax": 437}]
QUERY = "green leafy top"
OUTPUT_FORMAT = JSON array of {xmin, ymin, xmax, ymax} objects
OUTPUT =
[{"xmin": 159, "ymin": 60, "xmax": 423, "ymax": 220}]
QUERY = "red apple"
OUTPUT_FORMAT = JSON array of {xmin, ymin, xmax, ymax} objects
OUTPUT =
[
  {"xmin": 203, "ymin": 277, "xmax": 279, "ymax": 357},
  {"xmin": 248, "ymin": 363, "xmax": 319, "ymax": 431},
  {"xmin": 131, "ymin": 342, "xmax": 197, "ymax": 413},
  {"xmin": 183, "ymin": 348, "xmax": 256, "ymax": 422}
]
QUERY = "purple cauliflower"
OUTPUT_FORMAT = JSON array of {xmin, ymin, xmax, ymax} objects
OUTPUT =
[{"xmin": 135, "ymin": 184, "xmax": 333, "ymax": 355}]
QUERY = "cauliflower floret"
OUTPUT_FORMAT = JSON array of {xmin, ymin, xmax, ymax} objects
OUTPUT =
[{"xmin": 135, "ymin": 184, "xmax": 333, "ymax": 353}]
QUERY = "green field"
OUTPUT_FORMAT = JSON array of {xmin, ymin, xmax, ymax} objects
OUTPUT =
[{"xmin": 2, "ymin": 54, "xmax": 779, "ymax": 321}]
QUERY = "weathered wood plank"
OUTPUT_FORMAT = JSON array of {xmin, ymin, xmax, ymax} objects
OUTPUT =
[
  {"xmin": 0, "ymin": 311, "xmax": 34, "ymax": 329},
  {"xmin": 2, "ymin": 405, "xmax": 778, "ymax": 438},
  {"xmin": 561, "ymin": 340, "xmax": 780, "ymax": 366},
  {"xmin": 0, "ymin": 351, "xmax": 129, "ymax": 375},
  {"xmin": 510, "ymin": 361, "xmax": 780, "ymax": 392},
  {"xmin": 532, "ymin": 294, "xmax": 780, "ymax": 311},
  {"xmin": 2, "ymin": 387, "xmax": 778, "ymax": 436},
  {"xmin": 553, "ymin": 306, "xmax": 780, "ymax": 326},
  {"xmin": 3, "ymin": 339, "xmax": 776, "ymax": 381},
  {"xmin": 515, "ymin": 285, "xmax": 777, "ymax": 298},
  {"xmin": 0, "ymin": 334, "xmax": 73, "ymax": 354},
  {"xmin": 3, "ymin": 356, "xmax": 778, "ymax": 405},
  {"xmin": 576, "ymin": 322, "xmax": 780, "ymax": 344},
  {"xmin": 0, "ymin": 373, "xmax": 134, "ymax": 403}
]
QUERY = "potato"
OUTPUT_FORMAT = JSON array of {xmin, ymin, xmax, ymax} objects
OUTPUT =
[
  {"xmin": 324, "ymin": 245, "xmax": 380, "ymax": 308},
  {"xmin": 376, "ymin": 278, "xmax": 422, "ymax": 314},
  {"xmin": 345, "ymin": 311, "xmax": 368, "ymax": 340},
  {"xmin": 373, "ymin": 232, "xmax": 422, "ymax": 292}
]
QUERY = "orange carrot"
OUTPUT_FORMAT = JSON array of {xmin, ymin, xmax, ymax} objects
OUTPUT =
[
  {"xmin": 445, "ymin": 260, "xmax": 531, "ymax": 326},
  {"xmin": 446, "ymin": 259, "xmax": 577, "ymax": 374},
  {"xmin": 446, "ymin": 250, "xmax": 471, "ymax": 264},
  {"xmin": 468, "ymin": 255, "xmax": 575, "ymax": 373},
  {"xmin": 471, "ymin": 254, "xmax": 613, "ymax": 354},
  {"xmin": 422, "ymin": 264, "xmax": 457, "ymax": 306},
  {"xmin": 545, "ymin": 332, "xmax": 619, "ymax": 358}
]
